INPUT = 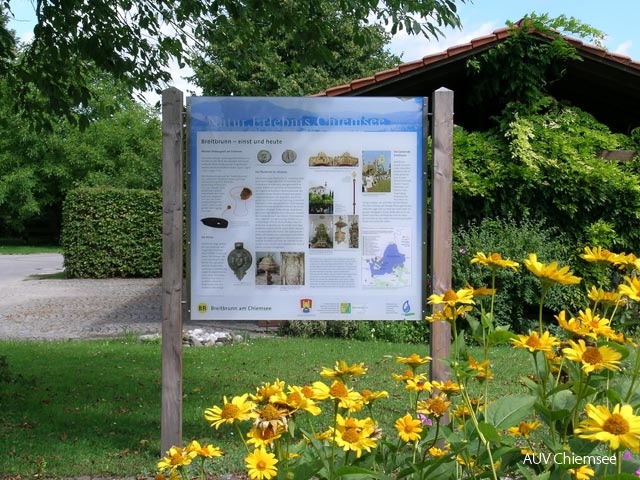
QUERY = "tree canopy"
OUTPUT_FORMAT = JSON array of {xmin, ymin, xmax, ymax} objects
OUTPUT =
[
  {"xmin": 0, "ymin": 70, "xmax": 162, "ymax": 240},
  {"xmin": 1, "ymin": 0, "xmax": 466, "ymax": 126},
  {"xmin": 190, "ymin": 1, "xmax": 403, "ymax": 96}
]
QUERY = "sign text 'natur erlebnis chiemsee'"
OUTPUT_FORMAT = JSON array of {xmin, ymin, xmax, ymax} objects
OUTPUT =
[{"xmin": 188, "ymin": 97, "xmax": 424, "ymax": 321}]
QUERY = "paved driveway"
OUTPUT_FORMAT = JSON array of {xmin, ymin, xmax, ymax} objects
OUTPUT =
[
  {"xmin": 0, "ymin": 254, "xmax": 270, "ymax": 340},
  {"xmin": 0, "ymin": 253, "xmax": 64, "ymax": 286}
]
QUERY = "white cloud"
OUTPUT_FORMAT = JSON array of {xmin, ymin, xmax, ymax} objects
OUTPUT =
[
  {"xmin": 613, "ymin": 40, "xmax": 633, "ymax": 57},
  {"xmin": 388, "ymin": 21, "xmax": 498, "ymax": 61}
]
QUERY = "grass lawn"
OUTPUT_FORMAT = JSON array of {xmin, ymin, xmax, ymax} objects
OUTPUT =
[
  {"xmin": 0, "ymin": 245, "xmax": 61, "ymax": 254},
  {"xmin": 0, "ymin": 336, "xmax": 529, "ymax": 478}
]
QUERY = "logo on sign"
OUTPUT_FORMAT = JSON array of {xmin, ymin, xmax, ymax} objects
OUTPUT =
[
  {"xmin": 340, "ymin": 303, "xmax": 352, "ymax": 314},
  {"xmin": 300, "ymin": 298, "xmax": 313, "ymax": 313},
  {"xmin": 402, "ymin": 300, "xmax": 415, "ymax": 317}
]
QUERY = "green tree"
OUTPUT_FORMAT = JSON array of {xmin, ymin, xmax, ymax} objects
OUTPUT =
[
  {"xmin": 1, "ymin": 0, "xmax": 466, "ymax": 125},
  {"xmin": 0, "ymin": 73, "xmax": 161, "ymax": 241},
  {"xmin": 190, "ymin": 2, "xmax": 402, "ymax": 96},
  {"xmin": 467, "ymin": 13, "xmax": 605, "ymax": 111}
]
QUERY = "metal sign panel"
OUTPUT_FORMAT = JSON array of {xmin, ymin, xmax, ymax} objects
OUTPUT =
[{"xmin": 188, "ymin": 96, "xmax": 424, "ymax": 320}]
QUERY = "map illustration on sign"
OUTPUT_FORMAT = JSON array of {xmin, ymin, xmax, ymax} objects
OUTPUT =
[{"xmin": 362, "ymin": 229, "xmax": 411, "ymax": 287}]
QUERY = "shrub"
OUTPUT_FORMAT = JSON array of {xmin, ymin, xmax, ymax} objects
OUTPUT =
[
  {"xmin": 61, "ymin": 187, "xmax": 162, "ymax": 278},
  {"xmin": 279, "ymin": 320, "xmax": 430, "ymax": 344},
  {"xmin": 453, "ymin": 217, "xmax": 579, "ymax": 331},
  {"xmin": 453, "ymin": 97, "xmax": 640, "ymax": 253}
]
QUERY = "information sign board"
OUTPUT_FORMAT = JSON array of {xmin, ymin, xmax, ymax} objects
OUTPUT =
[{"xmin": 188, "ymin": 96, "xmax": 424, "ymax": 320}]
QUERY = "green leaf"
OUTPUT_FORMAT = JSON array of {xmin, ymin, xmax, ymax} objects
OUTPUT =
[
  {"xmin": 487, "ymin": 329, "xmax": 517, "ymax": 346},
  {"xmin": 516, "ymin": 464, "xmax": 550, "ymax": 480},
  {"xmin": 549, "ymin": 389, "xmax": 577, "ymax": 412},
  {"xmin": 485, "ymin": 393, "xmax": 536, "ymax": 429},
  {"xmin": 598, "ymin": 475, "xmax": 639, "ymax": 480},
  {"xmin": 477, "ymin": 421, "xmax": 500, "ymax": 442},
  {"xmin": 334, "ymin": 465, "xmax": 392, "ymax": 479}
]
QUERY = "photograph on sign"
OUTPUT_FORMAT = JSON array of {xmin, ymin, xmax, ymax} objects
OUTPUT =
[{"xmin": 188, "ymin": 96, "xmax": 424, "ymax": 320}]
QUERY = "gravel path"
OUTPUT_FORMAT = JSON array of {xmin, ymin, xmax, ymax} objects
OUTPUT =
[{"xmin": 0, "ymin": 255, "xmax": 274, "ymax": 341}]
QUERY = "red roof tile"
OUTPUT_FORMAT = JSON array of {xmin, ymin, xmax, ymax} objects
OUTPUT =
[
  {"xmin": 422, "ymin": 51, "xmax": 448, "ymax": 64},
  {"xmin": 374, "ymin": 68, "xmax": 400, "ymax": 82},
  {"xmin": 313, "ymin": 24, "xmax": 640, "ymax": 98},
  {"xmin": 398, "ymin": 59, "xmax": 425, "ymax": 74}
]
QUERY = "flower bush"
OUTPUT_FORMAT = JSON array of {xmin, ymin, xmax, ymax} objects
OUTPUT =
[{"xmin": 158, "ymin": 247, "xmax": 640, "ymax": 480}]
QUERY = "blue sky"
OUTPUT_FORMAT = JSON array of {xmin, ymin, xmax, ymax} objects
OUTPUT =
[
  {"xmin": 6, "ymin": 0, "xmax": 639, "ymax": 102},
  {"xmin": 389, "ymin": 0, "xmax": 638, "ymax": 62}
]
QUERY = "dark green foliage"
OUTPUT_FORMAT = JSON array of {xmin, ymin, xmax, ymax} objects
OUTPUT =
[
  {"xmin": 453, "ymin": 97, "xmax": 640, "ymax": 254},
  {"xmin": 453, "ymin": 217, "xmax": 582, "ymax": 332},
  {"xmin": 1, "ymin": 0, "xmax": 465, "ymax": 125},
  {"xmin": 0, "ymin": 74, "xmax": 161, "ymax": 242},
  {"xmin": 191, "ymin": 5, "xmax": 402, "ymax": 96},
  {"xmin": 467, "ymin": 13, "xmax": 605, "ymax": 112},
  {"xmin": 61, "ymin": 187, "xmax": 161, "ymax": 278},
  {"xmin": 279, "ymin": 320, "xmax": 430, "ymax": 344}
]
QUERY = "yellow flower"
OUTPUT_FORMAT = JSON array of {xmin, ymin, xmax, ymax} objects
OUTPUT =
[
  {"xmin": 524, "ymin": 253, "xmax": 581, "ymax": 286},
  {"xmin": 507, "ymin": 420, "xmax": 542, "ymax": 439},
  {"xmin": 245, "ymin": 447, "xmax": 278, "ymax": 480},
  {"xmin": 391, "ymin": 368, "xmax": 414, "ymax": 383},
  {"xmin": 619, "ymin": 275, "xmax": 640, "ymax": 302},
  {"xmin": 471, "ymin": 252, "xmax": 520, "ymax": 271},
  {"xmin": 429, "ymin": 445, "xmax": 450, "ymax": 457},
  {"xmin": 562, "ymin": 339, "xmax": 621, "ymax": 374},
  {"xmin": 251, "ymin": 379, "xmax": 285, "ymax": 403},
  {"xmin": 396, "ymin": 353, "xmax": 431, "ymax": 368},
  {"xmin": 575, "ymin": 403, "xmax": 640, "ymax": 452},
  {"xmin": 312, "ymin": 380, "xmax": 363, "ymax": 411},
  {"xmin": 428, "ymin": 288, "xmax": 475, "ymax": 306},
  {"xmin": 579, "ymin": 246, "xmax": 617, "ymax": 265},
  {"xmin": 185, "ymin": 440, "xmax": 223, "ymax": 458},
  {"xmin": 246, "ymin": 425, "xmax": 283, "ymax": 448},
  {"xmin": 568, "ymin": 465, "xmax": 595, "ymax": 480},
  {"xmin": 274, "ymin": 385, "xmax": 322, "ymax": 416},
  {"xmin": 417, "ymin": 394, "xmax": 451, "ymax": 419},
  {"xmin": 158, "ymin": 445, "xmax": 197, "ymax": 472},
  {"xmin": 511, "ymin": 330, "xmax": 560, "ymax": 353},
  {"xmin": 320, "ymin": 360, "xmax": 367, "ymax": 379},
  {"xmin": 333, "ymin": 414, "xmax": 378, "ymax": 458},
  {"xmin": 426, "ymin": 304, "xmax": 473, "ymax": 323},
  {"xmin": 360, "ymin": 389, "xmax": 389, "ymax": 405},
  {"xmin": 468, "ymin": 356, "xmax": 493, "ymax": 381},
  {"xmin": 456, "ymin": 454, "xmax": 476, "ymax": 467},
  {"xmin": 431, "ymin": 379, "xmax": 462, "ymax": 394},
  {"xmin": 204, "ymin": 394, "xmax": 256, "ymax": 429},
  {"xmin": 253, "ymin": 403, "xmax": 289, "ymax": 433},
  {"xmin": 612, "ymin": 252, "xmax": 639, "ymax": 269},
  {"xmin": 451, "ymin": 403, "xmax": 472, "ymax": 422},
  {"xmin": 395, "ymin": 413, "xmax": 423, "ymax": 442},
  {"xmin": 587, "ymin": 286, "xmax": 625, "ymax": 308},
  {"xmin": 466, "ymin": 283, "xmax": 497, "ymax": 299},
  {"xmin": 556, "ymin": 310, "xmax": 595, "ymax": 338},
  {"xmin": 405, "ymin": 374, "xmax": 432, "ymax": 393},
  {"xmin": 575, "ymin": 309, "xmax": 617, "ymax": 339},
  {"xmin": 299, "ymin": 384, "xmax": 322, "ymax": 401}
]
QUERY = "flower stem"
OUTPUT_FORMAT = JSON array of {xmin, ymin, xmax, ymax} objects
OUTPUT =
[{"xmin": 538, "ymin": 284, "xmax": 550, "ymax": 335}]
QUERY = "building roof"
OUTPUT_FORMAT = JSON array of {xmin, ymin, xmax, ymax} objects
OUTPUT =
[{"xmin": 313, "ymin": 25, "xmax": 640, "ymax": 133}]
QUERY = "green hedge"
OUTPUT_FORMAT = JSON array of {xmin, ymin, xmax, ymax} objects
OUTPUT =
[
  {"xmin": 453, "ymin": 99, "xmax": 640, "ymax": 253},
  {"xmin": 61, "ymin": 187, "xmax": 162, "ymax": 278}
]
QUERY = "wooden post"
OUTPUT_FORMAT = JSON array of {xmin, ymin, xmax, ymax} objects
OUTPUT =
[
  {"xmin": 161, "ymin": 87, "xmax": 184, "ymax": 454},
  {"xmin": 430, "ymin": 88, "xmax": 454, "ymax": 385}
]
